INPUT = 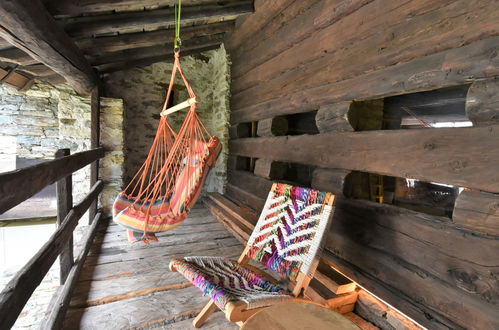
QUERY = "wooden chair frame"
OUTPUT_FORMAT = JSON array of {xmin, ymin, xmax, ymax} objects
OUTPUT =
[{"xmin": 169, "ymin": 183, "xmax": 335, "ymax": 328}]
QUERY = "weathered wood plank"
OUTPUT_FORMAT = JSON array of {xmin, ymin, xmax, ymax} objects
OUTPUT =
[
  {"xmin": 0, "ymin": 180, "xmax": 103, "ymax": 329},
  {"xmin": 253, "ymin": 159, "xmax": 287, "ymax": 180},
  {"xmin": 89, "ymin": 34, "xmax": 224, "ymax": 66},
  {"xmin": 0, "ymin": 215, "xmax": 56, "ymax": 227},
  {"xmin": 230, "ymin": 126, "xmax": 499, "ymax": 193},
  {"xmin": 453, "ymin": 189, "xmax": 499, "ymax": 236},
  {"xmin": 63, "ymin": 2, "xmax": 253, "ymax": 39},
  {"xmin": 41, "ymin": 212, "xmax": 103, "ymax": 329},
  {"xmin": 225, "ymin": 0, "xmax": 294, "ymax": 52},
  {"xmin": 64, "ymin": 286, "xmax": 224, "ymax": 329},
  {"xmin": 89, "ymin": 87, "xmax": 100, "ymax": 224},
  {"xmin": 97, "ymin": 44, "xmax": 221, "ymax": 73},
  {"xmin": 0, "ymin": 0, "xmax": 98, "ymax": 94},
  {"xmin": 0, "ymin": 147, "xmax": 104, "ymax": 215},
  {"xmin": 257, "ymin": 117, "xmax": 288, "ymax": 137},
  {"xmin": 466, "ymin": 79, "xmax": 499, "ymax": 126},
  {"xmin": 231, "ymin": 0, "xmax": 498, "ymax": 108},
  {"xmin": 204, "ymin": 198, "xmax": 250, "ymax": 244},
  {"xmin": 77, "ymin": 22, "xmax": 233, "ymax": 55},
  {"xmin": 55, "ymin": 149, "xmax": 74, "ymax": 284},
  {"xmin": 45, "ymin": 0, "xmax": 243, "ymax": 17},
  {"xmin": 325, "ymin": 198, "xmax": 499, "ymax": 329},
  {"xmin": 0, "ymin": 47, "xmax": 38, "ymax": 66},
  {"xmin": 315, "ymin": 102, "xmax": 353, "ymax": 133},
  {"xmin": 225, "ymin": 183, "xmax": 266, "ymax": 213},
  {"xmin": 231, "ymin": 36, "xmax": 499, "ymax": 124},
  {"xmin": 230, "ymin": 0, "xmax": 371, "ymax": 80},
  {"xmin": 311, "ymin": 168, "xmax": 350, "ymax": 196}
]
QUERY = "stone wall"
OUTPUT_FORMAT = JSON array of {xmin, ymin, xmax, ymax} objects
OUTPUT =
[
  {"xmin": 99, "ymin": 97, "xmax": 125, "ymax": 216},
  {"xmin": 104, "ymin": 45, "xmax": 231, "ymax": 194},
  {"xmin": 0, "ymin": 82, "xmax": 91, "ymax": 203}
]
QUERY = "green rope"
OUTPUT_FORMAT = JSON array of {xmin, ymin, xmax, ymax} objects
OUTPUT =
[{"xmin": 174, "ymin": 0, "xmax": 182, "ymax": 51}]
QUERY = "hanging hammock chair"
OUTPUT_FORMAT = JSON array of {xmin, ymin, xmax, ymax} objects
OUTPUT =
[{"xmin": 112, "ymin": 51, "xmax": 221, "ymax": 243}]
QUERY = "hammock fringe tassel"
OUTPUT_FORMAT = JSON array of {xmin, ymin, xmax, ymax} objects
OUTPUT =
[{"xmin": 112, "ymin": 52, "xmax": 221, "ymax": 244}]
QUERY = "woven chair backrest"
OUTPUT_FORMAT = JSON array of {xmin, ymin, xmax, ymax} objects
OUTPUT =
[{"xmin": 246, "ymin": 183, "xmax": 335, "ymax": 281}]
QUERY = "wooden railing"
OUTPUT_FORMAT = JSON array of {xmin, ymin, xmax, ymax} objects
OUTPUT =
[{"xmin": 0, "ymin": 147, "xmax": 105, "ymax": 329}]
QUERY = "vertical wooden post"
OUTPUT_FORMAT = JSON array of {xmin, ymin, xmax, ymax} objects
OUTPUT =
[
  {"xmin": 89, "ymin": 85, "xmax": 101, "ymax": 224},
  {"xmin": 55, "ymin": 148, "xmax": 73, "ymax": 284}
]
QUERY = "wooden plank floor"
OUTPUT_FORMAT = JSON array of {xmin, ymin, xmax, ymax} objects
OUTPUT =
[{"xmin": 64, "ymin": 205, "xmax": 241, "ymax": 329}]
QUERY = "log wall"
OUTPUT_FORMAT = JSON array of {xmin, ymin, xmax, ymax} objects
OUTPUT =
[{"xmin": 224, "ymin": 1, "xmax": 499, "ymax": 329}]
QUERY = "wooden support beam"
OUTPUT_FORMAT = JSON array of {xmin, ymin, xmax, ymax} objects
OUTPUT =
[
  {"xmin": 0, "ymin": 216, "xmax": 56, "ymax": 228},
  {"xmin": 89, "ymin": 87, "xmax": 101, "ymax": 224},
  {"xmin": 55, "ymin": 149, "xmax": 74, "ymax": 284},
  {"xmin": 257, "ymin": 117, "xmax": 288, "ymax": 137},
  {"xmin": 466, "ymin": 79, "xmax": 499, "ymax": 126},
  {"xmin": 229, "ymin": 124, "xmax": 250, "ymax": 139},
  {"xmin": 0, "ymin": 147, "xmax": 104, "ymax": 215},
  {"xmin": 315, "ymin": 102, "xmax": 354, "ymax": 133},
  {"xmin": 225, "ymin": 183, "xmax": 266, "ymax": 213},
  {"xmin": 253, "ymin": 159, "xmax": 287, "ymax": 180},
  {"xmin": 230, "ymin": 36, "xmax": 499, "ymax": 124},
  {"xmin": 0, "ymin": 0, "xmax": 98, "ymax": 94},
  {"xmin": 230, "ymin": 126, "xmax": 499, "ymax": 193},
  {"xmin": 45, "ymin": 0, "xmax": 247, "ymax": 17},
  {"xmin": 0, "ymin": 47, "xmax": 38, "ymax": 66},
  {"xmin": 453, "ymin": 189, "xmax": 499, "ymax": 236},
  {"xmin": 0, "ymin": 67, "xmax": 31, "ymax": 90},
  {"xmin": 311, "ymin": 168, "xmax": 351, "ymax": 196},
  {"xmin": 97, "ymin": 44, "xmax": 221, "ymax": 74},
  {"xmin": 64, "ymin": 2, "xmax": 253, "ymax": 39},
  {"xmin": 161, "ymin": 97, "xmax": 197, "ymax": 117},
  {"xmin": 77, "ymin": 21, "xmax": 234, "ymax": 55},
  {"xmin": 40, "ymin": 212, "xmax": 103, "ymax": 329},
  {"xmin": 0, "ymin": 180, "xmax": 103, "ymax": 330},
  {"xmin": 89, "ymin": 34, "xmax": 224, "ymax": 67}
]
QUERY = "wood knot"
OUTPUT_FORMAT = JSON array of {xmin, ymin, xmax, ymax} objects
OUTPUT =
[{"xmin": 424, "ymin": 142, "xmax": 436, "ymax": 150}]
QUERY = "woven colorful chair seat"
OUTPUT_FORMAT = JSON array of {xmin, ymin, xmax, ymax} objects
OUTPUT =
[{"xmin": 170, "ymin": 256, "xmax": 292, "ymax": 310}]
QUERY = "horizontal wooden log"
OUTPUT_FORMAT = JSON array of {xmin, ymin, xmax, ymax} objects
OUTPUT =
[
  {"xmin": 225, "ymin": 183, "xmax": 265, "ymax": 213},
  {"xmin": 231, "ymin": 35, "xmax": 499, "ymax": 124},
  {"xmin": 0, "ymin": 0, "xmax": 98, "ymax": 94},
  {"xmin": 46, "ymin": 0, "xmax": 245, "ymax": 17},
  {"xmin": 203, "ymin": 197, "xmax": 249, "ymax": 244},
  {"xmin": 205, "ymin": 192, "xmax": 256, "ymax": 233},
  {"xmin": 0, "ymin": 147, "xmax": 104, "ymax": 215},
  {"xmin": 324, "ymin": 198, "xmax": 499, "ymax": 329},
  {"xmin": 64, "ymin": 2, "xmax": 253, "ymax": 39},
  {"xmin": 453, "ymin": 189, "xmax": 499, "ymax": 236},
  {"xmin": 0, "ymin": 216, "xmax": 56, "ymax": 227},
  {"xmin": 225, "ymin": 0, "xmax": 294, "ymax": 52},
  {"xmin": 0, "ymin": 47, "xmax": 38, "ymax": 66},
  {"xmin": 466, "ymin": 79, "xmax": 499, "ymax": 126},
  {"xmin": 89, "ymin": 34, "xmax": 225, "ymax": 66},
  {"xmin": 230, "ymin": 126, "xmax": 499, "ymax": 193},
  {"xmin": 227, "ymin": 169, "xmax": 273, "ymax": 200},
  {"xmin": 229, "ymin": 124, "xmax": 250, "ymax": 139},
  {"xmin": 229, "ymin": 0, "xmax": 370, "ymax": 81},
  {"xmin": 0, "ymin": 180, "xmax": 103, "ymax": 329},
  {"xmin": 315, "ymin": 102, "xmax": 353, "ymax": 133},
  {"xmin": 77, "ymin": 21, "xmax": 233, "ymax": 55},
  {"xmin": 311, "ymin": 168, "xmax": 350, "ymax": 196},
  {"xmin": 253, "ymin": 159, "xmax": 287, "ymax": 180},
  {"xmin": 41, "ymin": 211, "xmax": 102, "ymax": 329},
  {"xmin": 97, "ymin": 44, "xmax": 220, "ymax": 73},
  {"xmin": 257, "ymin": 117, "xmax": 288, "ymax": 137},
  {"xmin": 231, "ymin": 0, "xmax": 499, "ymax": 109}
]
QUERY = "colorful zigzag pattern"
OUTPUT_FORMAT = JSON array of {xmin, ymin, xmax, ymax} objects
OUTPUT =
[{"xmin": 247, "ymin": 183, "xmax": 335, "ymax": 281}]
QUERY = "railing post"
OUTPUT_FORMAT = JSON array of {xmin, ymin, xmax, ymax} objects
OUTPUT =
[
  {"xmin": 55, "ymin": 148, "xmax": 74, "ymax": 284},
  {"xmin": 89, "ymin": 85, "xmax": 101, "ymax": 224}
]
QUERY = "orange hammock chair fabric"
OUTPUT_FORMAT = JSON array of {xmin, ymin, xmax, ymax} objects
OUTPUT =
[{"xmin": 112, "ymin": 52, "xmax": 221, "ymax": 243}]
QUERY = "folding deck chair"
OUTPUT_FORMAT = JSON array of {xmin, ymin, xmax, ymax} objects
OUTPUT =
[{"xmin": 169, "ymin": 182, "xmax": 336, "ymax": 327}]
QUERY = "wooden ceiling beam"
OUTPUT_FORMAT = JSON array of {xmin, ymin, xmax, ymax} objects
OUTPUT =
[
  {"xmin": 77, "ymin": 21, "xmax": 234, "ymax": 55},
  {"xmin": 63, "ymin": 1, "xmax": 253, "ymax": 39},
  {"xmin": 0, "ymin": 48, "xmax": 39, "ymax": 66},
  {"xmin": 89, "ymin": 33, "xmax": 224, "ymax": 66},
  {"xmin": 98, "ymin": 44, "xmax": 221, "ymax": 74},
  {"xmin": 0, "ymin": 0, "xmax": 98, "ymax": 95},
  {"xmin": 44, "ymin": 0, "xmax": 245, "ymax": 17}
]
